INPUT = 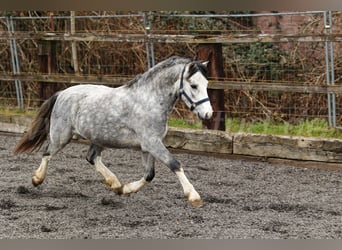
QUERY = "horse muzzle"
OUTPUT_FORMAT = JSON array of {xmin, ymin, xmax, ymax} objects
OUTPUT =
[{"xmin": 198, "ymin": 109, "xmax": 213, "ymax": 120}]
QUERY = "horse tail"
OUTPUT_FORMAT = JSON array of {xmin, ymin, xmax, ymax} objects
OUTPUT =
[{"xmin": 13, "ymin": 92, "xmax": 59, "ymax": 155}]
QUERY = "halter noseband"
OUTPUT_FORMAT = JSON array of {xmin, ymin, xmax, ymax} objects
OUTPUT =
[{"xmin": 179, "ymin": 66, "xmax": 210, "ymax": 111}]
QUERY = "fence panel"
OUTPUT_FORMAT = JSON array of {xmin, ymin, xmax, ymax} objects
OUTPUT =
[{"xmin": 0, "ymin": 11, "xmax": 341, "ymax": 128}]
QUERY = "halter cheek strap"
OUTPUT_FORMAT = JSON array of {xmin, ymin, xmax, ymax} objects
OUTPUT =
[{"xmin": 179, "ymin": 67, "xmax": 210, "ymax": 111}]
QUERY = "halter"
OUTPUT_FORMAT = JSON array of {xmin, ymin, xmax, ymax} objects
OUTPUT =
[{"xmin": 179, "ymin": 66, "xmax": 210, "ymax": 111}]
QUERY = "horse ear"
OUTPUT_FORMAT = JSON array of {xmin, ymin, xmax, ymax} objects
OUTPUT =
[{"xmin": 202, "ymin": 61, "xmax": 209, "ymax": 67}]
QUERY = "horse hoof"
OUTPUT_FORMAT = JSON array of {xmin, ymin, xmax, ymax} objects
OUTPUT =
[
  {"xmin": 112, "ymin": 186, "xmax": 123, "ymax": 196},
  {"xmin": 189, "ymin": 198, "xmax": 203, "ymax": 207},
  {"xmin": 32, "ymin": 176, "xmax": 43, "ymax": 187}
]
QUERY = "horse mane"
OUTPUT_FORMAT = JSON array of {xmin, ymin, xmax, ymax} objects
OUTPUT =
[
  {"xmin": 126, "ymin": 74, "xmax": 142, "ymax": 87},
  {"xmin": 126, "ymin": 56, "xmax": 192, "ymax": 88}
]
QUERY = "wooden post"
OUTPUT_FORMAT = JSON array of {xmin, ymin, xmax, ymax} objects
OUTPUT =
[
  {"xmin": 38, "ymin": 40, "xmax": 59, "ymax": 104},
  {"xmin": 38, "ymin": 12, "xmax": 59, "ymax": 104},
  {"xmin": 197, "ymin": 43, "xmax": 226, "ymax": 131},
  {"xmin": 70, "ymin": 11, "xmax": 79, "ymax": 75}
]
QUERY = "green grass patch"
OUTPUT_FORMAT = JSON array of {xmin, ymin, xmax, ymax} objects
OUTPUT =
[
  {"xmin": 169, "ymin": 117, "xmax": 342, "ymax": 139},
  {"xmin": 0, "ymin": 106, "xmax": 37, "ymax": 116},
  {"xmin": 168, "ymin": 118, "xmax": 203, "ymax": 129},
  {"xmin": 1, "ymin": 107, "xmax": 341, "ymax": 140},
  {"xmin": 226, "ymin": 118, "xmax": 342, "ymax": 139}
]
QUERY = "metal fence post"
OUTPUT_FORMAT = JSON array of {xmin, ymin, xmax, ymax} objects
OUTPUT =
[
  {"xmin": 324, "ymin": 11, "xmax": 336, "ymax": 127},
  {"xmin": 6, "ymin": 16, "xmax": 24, "ymax": 109},
  {"xmin": 143, "ymin": 12, "xmax": 155, "ymax": 69}
]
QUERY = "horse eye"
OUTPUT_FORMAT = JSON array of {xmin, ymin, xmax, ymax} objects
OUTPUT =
[{"xmin": 191, "ymin": 84, "xmax": 198, "ymax": 90}]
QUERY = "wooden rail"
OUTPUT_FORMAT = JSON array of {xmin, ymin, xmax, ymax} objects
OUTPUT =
[
  {"xmin": 1, "ymin": 32, "xmax": 342, "ymax": 43},
  {"xmin": 0, "ymin": 73, "xmax": 130, "ymax": 86},
  {"xmin": 1, "ymin": 73, "xmax": 342, "ymax": 94},
  {"xmin": 209, "ymin": 80, "xmax": 342, "ymax": 94}
]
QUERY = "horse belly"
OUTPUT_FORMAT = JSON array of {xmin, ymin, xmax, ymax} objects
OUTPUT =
[{"xmin": 90, "ymin": 127, "xmax": 140, "ymax": 149}]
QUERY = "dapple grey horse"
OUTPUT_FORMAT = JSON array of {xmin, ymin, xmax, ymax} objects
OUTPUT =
[{"xmin": 14, "ymin": 56, "xmax": 213, "ymax": 207}]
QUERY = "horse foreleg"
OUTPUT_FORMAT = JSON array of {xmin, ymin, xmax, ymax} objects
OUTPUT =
[
  {"xmin": 120, "ymin": 151, "xmax": 154, "ymax": 195},
  {"xmin": 121, "ymin": 178, "xmax": 147, "ymax": 194},
  {"xmin": 141, "ymin": 139, "xmax": 202, "ymax": 207},
  {"xmin": 175, "ymin": 167, "xmax": 202, "ymax": 207}
]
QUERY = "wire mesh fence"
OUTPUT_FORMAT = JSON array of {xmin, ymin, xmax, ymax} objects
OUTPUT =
[{"xmin": 0, "ymin": 11, "xmax": 341, "ymax": 128}]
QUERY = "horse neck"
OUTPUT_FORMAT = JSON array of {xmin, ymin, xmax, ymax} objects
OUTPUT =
[
  {"xmin": 151, "ymin": 64, "xmax": 183, "ymax": 110},
  {"xmin": 137, "ymin": 64, "xmax": 182, "ymax": 101}
]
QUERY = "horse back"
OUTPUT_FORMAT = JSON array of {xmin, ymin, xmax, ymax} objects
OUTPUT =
[{"xmin": 52, "ymin": 84, "xmax": 135, "ymax": 145}]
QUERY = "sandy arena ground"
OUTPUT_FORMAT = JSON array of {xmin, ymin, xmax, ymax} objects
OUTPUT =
[{"xmin": 0, "ymin": 134, "xmax": 341, "ymax": 239}]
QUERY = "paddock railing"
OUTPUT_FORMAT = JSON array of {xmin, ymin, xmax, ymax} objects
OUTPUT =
[{"xmin": 0, "ymin": 11, "xmax": 341, "ymax": 128}]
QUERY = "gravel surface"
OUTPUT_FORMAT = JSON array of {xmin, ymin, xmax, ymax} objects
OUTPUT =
[{"xmin": 0, "ymin": 134, "xmax": 341, "ymax": 239}]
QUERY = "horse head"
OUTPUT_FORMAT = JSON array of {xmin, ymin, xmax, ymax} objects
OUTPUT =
[{"xmin": 179, "ymin": 60, "xmax": 213, "ymax": 120}]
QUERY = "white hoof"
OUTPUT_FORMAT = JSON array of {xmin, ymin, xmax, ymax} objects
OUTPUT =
[
  {"xmin": 186, "ymin": 191, "xmax": 203, "ymax": 207},
  {"xmin": 32, "ymin": 175, "xmax": 44, "ymax": 186}
]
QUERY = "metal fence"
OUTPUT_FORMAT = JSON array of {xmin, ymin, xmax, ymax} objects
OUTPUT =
[{"xmin": 0, "ymin": 11, "xmax": 341, "ymax": 128}]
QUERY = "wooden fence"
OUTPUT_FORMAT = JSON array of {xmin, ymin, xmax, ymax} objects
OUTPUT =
[{"xmin": 0, "ymin": 11, "xmax": 341, "ymax": 129}]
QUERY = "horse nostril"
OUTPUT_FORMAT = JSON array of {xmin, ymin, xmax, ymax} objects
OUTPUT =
[{"xmin": 205, "ymin": 112, "xmax": 213, "ymax": 120}]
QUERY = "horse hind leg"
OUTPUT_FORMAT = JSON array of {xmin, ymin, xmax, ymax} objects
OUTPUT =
[
  {"xmin": 32, "ymin": 128, "xmax": 72, "ymax": 186},
  {"xmin": 87, "ymin": 144, "xmax": 123, "ymax": 194},
  {"xmin": 32, "ymin": 143, "xmax": 68, "ymax": 186},
  {"xmin": 32, "ymin": 152, "xmax": 51, "ymax": 186}
]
